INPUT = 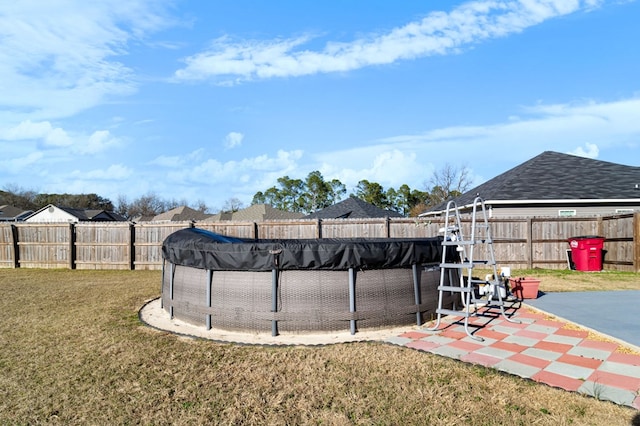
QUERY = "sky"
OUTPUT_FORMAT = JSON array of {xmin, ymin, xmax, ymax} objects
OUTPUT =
[{"xmin": 1, "ymin": 0, "xmax": 640, "ymax": 212}]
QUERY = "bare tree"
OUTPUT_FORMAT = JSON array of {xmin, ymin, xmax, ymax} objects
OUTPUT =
[
  {"xmin": 427, "ymin": 163, "xmax": 472, "ymax": 205},
  {"xmin": 222, "ymin": 197, "xmax": 243, "ymax": 213},
  {"xmin": 1, "ymin": 184, "xmax": 39, "ymax": 209}
]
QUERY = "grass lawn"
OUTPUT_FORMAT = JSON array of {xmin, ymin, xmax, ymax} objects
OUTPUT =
[{"xmin": 0, "ymin": 268, "xmax": 638, "ymax": 425}]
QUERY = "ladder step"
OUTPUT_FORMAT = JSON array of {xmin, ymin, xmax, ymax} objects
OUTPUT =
[
  {"xmin": 439, "ymin": 226, "xmax": 459, "ymax": 233},
  {"xmin": 440, "ymin": 262, "xmax": 472, "ymax": 269},
  {"xmin": 471, "ymin": 298, "xmax": 505, "ymax": 306},
  {"xmin": 436, "ymin": 308, "xmax": 471, "ymax": 318},
  {"xmin": 442, "ymin": 241, "xmax": 473, "ymax": 246},
  {"xmin": 440, "ymin": 261, "xmax": 496, "ymax": 269},
  {"xmin": 442, "ymin": 240, "xmax": 493, "ymax": 246},
  {"xmin": 470, "ymin": 279, "xmax": 507, "ymax": 286},
  {"xmin": 437, "ymin": 285, "xmax": 472, "ymax": 293}
]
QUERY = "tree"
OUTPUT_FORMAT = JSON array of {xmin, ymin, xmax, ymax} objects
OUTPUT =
[
  {"xmin": 427, "ymin": 163, "xmax": 472, "ymax": 206},
  {"xmin": 194, "ymin": 199, "xmax": 211, "ymax": 214},
  {"xmin": 117, "ymin": 192, "xmax": 167, "ymax": 219},
  {"xmin": 252, "ymin": 171, "xmax": 346, "ymax": 214},
  {"xmin": 0, "ymin": 185, "xmax": 38, "ymax": 210},
  {"xmin": 353, "ymin": 180, "xmax": 389, "ymax": 209},
  {"xmin": 387, "ymin": 184, "xmax": 430, "ymax": 216},
  {"xmin": 302, "ymin": 171, "xmax": 346, "ymax": 213},
  {"xmin": 29, "ymin": 192, "xmax": 114, "ymax": 210},
  {"xmin": 222, "ymin": 197, "xmax": 243, "ymax": 213}
]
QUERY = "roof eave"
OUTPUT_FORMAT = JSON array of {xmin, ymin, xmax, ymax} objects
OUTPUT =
[{"xmin": 419, "ymin": 198, "xmax": 640, "ymax": 217}]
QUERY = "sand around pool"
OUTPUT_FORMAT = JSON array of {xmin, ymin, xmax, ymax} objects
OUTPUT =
[{"xmin": 139, "ymin": 297, "xmax": 418, "ymax": 346}]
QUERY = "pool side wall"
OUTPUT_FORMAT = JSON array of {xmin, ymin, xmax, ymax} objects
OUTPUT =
[{"xmin": 162, "ymin": 264, "xmax": 455, "ymax": 334}]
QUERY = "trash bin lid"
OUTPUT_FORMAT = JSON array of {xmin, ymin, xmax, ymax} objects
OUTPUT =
[{"xmin": 568, "ymin": 235, "xmax": 604, "ymax": 240}]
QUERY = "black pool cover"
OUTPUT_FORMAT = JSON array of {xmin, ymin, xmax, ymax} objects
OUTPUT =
[{"xmin": 162, "ymin": 228, "xmax": 449, "ymax": 272}]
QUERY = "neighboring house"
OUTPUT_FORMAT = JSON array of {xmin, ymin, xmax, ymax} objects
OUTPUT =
[
  {"xmin": 151, "ymin": 206, "xmax": 212, "ymax": 222},
  {"xmin": 0, "ymin": 205, "xmax": 34, "ymax": 222},
  {"xmin": 421, "ymin": 151, "xmax": 640, "ymax": 218},
  {"xmin": 205, "ymin": 204, "xmax": 304, "ymax": 222},
  {"xmin": 25, "ymin": 204, "xmax": 127, "ymax": 223},
  {"xmin": 304, "ymin": 197, "xmax": 404, "ymax": 219}
]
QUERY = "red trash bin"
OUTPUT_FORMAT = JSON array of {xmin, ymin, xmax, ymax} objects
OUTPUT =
[{"xmin": 568, "ymin": 236, "xmax": 605, "ymax": 271}]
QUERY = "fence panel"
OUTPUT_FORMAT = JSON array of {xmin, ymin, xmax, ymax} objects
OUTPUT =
[
  {"xmin": 601, "ymin": 214, "xmax": 635, "ymax": 271},
  {"xmin": 16, "ymin": 223, "xmax": 72, "ymax": 269},
  {"xmin": 320, "ymin": 218, "xmax": 389, "ymax": 238},
  {"xmin": 528, "ymin": 218, "xmax": 598, "ymax": 269},
  {"xmin": 75, "ymin": 223, "xmax": 133, "ymax": 270},
  {"xmin": 489, "ymin": 219, "xmax": 530, "ymax": 269},
  {"xmin": 257, "ymin": 220, "xmax": 319, "ymax": 239},
  {"xmin": 389, "ymin": 218, "xmax": 442, "ymax": 238},
  {"xmin": 134, "ymin": 222, "xmax": 193, "ymax": 270},
  {"xmin": 0, "ymin": 224, "xmax": 18, "ymax": 268},
  {"xmin": 0, "ymin": 214, "xmax": 637, "ymax": 271},
  {"xmin": 196, "ymin": 221, "xmax": 257, "ymax": 238}
]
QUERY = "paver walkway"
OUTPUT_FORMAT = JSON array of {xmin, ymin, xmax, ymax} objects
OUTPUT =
[{"xmin": 386, "ymin": 304, "xmax": 640, "ymax": 409}]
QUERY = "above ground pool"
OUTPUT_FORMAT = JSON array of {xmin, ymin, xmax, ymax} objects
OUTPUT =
[{"xmin": 161, "ymin": 228, "xmax": 456, "ymax": 336}]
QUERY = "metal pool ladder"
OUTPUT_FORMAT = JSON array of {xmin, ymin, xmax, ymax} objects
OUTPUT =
[{"xmin": 427, "ymin": 196, "xmax": 519, "ymax": 341}]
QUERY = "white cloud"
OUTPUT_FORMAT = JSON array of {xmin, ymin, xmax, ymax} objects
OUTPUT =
[
  {"xmin": 149, "ymin": 155, "xmax": 186, "ymax": 168},
  {"xmin": 569, "ymin": 143, "xmax": 600, "ymax": 158},
  {"xmin": 148, "ymin": 148, "xmax": 208, "ymax": 168},
  {"xmin": 0, "ymin": 151, "xmax": 44, "ymax": 173},
  {"xmin": 1, "ymin": 120, "xmax": 71, "ymax": 146},
  {"xmin": 224, "ymin": 132, "xmax": 244, "ymax": 149},
  {"xmin": 0, "ymin": 1, "xmax": 174, "ymax": 121},
  {"xmin": 2, "ymin": 120, "xmax": 53, "ymax": 140},
  {"xmin": 44, "ymin": 127, "xmax": 73, "ymax": 147},
  {"xmin": 317, "ymin": 149, "xmax": 425, "ymax": 191},
  {"xmin": 166, "ymin": 149, "xmax": 304, "ymax": 185},
  {"xmin": 79, "ymin": 130, "xmax": 120, "ymax": 154},
  {"xmin": 314, "ymin": 96, "xmax": 640, "ymax": 190},
  {"xmin": 72, "ymin": 164, "xmax": 133, "ymax": 180},
  {"xmin": 174, "ymin": 0, "xmax": 599, "ymax": 83},
  {"xmin": 1, "ymin": 120, "xmax": 119, "ymax": 154}
]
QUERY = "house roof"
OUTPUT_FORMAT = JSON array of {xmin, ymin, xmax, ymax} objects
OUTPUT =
[
  {"xmin": 152, "ymin": 206, "xmax": 211, "ymax": 222},
  {"xmin": 425, "ymin": 151, "xmax": 640, "ymax": 214},
  {"xmin": 304, "ymin": 197, "xmax": 404, "ymax": 219},
  {"xmin": 204, "ymin": 204, "xmax": 304, "ymax": 222},
  {"xmin": 0, "ymin": 205, "xmax": 33, "ymax": 221},
  {"xmin": 25, "ymin": 204, "xmax": 127, "ymax": 222},
  {"xmin": 229, "ymin": 204, "xmax": 304, "ymax": 221}
]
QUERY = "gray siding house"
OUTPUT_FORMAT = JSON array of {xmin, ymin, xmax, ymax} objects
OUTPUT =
[{"xmin": 422, "ymin": 151, "xmax": 640, "ymax": 218}]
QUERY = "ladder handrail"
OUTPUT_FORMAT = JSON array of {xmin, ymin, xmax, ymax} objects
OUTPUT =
[{"xmin": 427, "ymin": 196, "xmax": 519, "ymax": 341}]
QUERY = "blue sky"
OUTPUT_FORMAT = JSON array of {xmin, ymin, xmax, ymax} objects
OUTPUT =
[{"xmin": 1, "ymin": 0, "xmax": 639, "ymax": 211}]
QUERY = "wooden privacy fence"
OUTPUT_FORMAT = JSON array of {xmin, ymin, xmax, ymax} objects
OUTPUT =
[{"xmin": 0, "ymin": 213, "xmax": 638, "ymax": 271}]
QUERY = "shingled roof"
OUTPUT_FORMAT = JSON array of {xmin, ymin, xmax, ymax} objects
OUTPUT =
[
  {"xmin": 152, "ymin": 206, "xmax": 211, "ymax": 222},
  {"xmin": 0, "ymin": 205, "xmax": 33, "ymax": 221},
  {"xmin": 204, "ymin": 204, "xmax": 304, "ymax": 222},
  {"xmin": 425, "ymin": 151, "xmax": 640, "ymax": 214},
  {"xmin": 305, "ymin": 197, "xmax": 404, "ymax": 219}
]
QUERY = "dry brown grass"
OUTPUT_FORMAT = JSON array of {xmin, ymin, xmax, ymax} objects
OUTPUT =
[{"xmin": 0, "ymin": 269, "xmax": 637, "ymax": 425}]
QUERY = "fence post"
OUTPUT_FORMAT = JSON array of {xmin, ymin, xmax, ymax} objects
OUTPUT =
[
  {"xmin": 526, "ymin": 218, "xmax": 533, "ymax": 269},
  {"xmin": 69, "ymin": 223, "xmax": 76, "ymax": 270},
  {"xmin": 317, "ymin": 218, "xmax": 322, "ymax": 239},
  {"xmin": 634, "ymin": 213, "xmax": 640, "ymax": 273},
  {"xmin": 128, "ymin": 223, "xmax": 135, "ymax": 270},
  {"xmin": 10, "ymin": 224, "xmax": 19, "ymax": 268}
]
